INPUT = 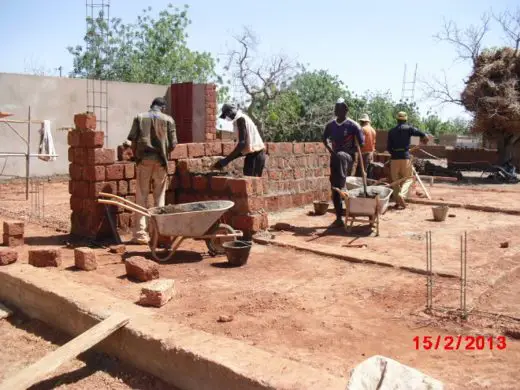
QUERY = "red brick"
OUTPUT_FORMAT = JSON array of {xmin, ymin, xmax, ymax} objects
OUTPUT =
[
  {"xmin": 167, "ymin": 161, "xmax": 176, "ymax": 175},
  {"xmin": 68, "ymin": 148, "xmax": 74, "ymax": 163},
  {"xmin": 3, "ymin": 234, "xmax": 23, "ymax": 247},
  {"xmin": 267, "ymin": 143, "xmax": 292, "ymax": 155},
  {"xmin": 210, "ymin": 176, "xmax": 229, "ymax": 192},
  {"xmin": 307, "ymin": 155, "xmax": 319, "ymax": 167},
  {"xmin": 128, "ymin": 180, "xmax": 137, "ymax": 194},
  {"xmin": 282, "ymin": 169, "xmax": 293, "ymax": 180},
  {"xmin": 187, "ymin": 143, "xmax": 205, "ymax": 158},
  {"xmin": 268, "ymin": 170, "xmax": 282, "ymax": 180},
  {"xmin": 74, "ymin": 113, "xmax": 96, "ymax": 130},
  {"xmin": 265, "ymin": 196, "xmax": 281, "ymax": 211},
  {"xmin": 0, "ymin": 248, "xmax": 17, "ymax": 265},
  {"xmin": 73, "ymin": 148, "xmax": 87, "ymax": 166},
  {"xmin": 124, "ymin": 163, "xmax": 135, "ymax": 179},
  {"xmin": 125, "ymin": 256, "xmax": 159, "ymax": 282},
  {"xmin": 304, "ymin": 143, "xmax": 316, "ymax": 154},
  {"xmin": 231, "ymin": 213, "xmax": 267, "ymax": 232},
  {"xmin": 205, "ymin": 133, "xmax": 216, "ymax": 141},
  {"xmin": 250, "ymin": 177, "xmax": 263, "ymax": 195},
  {"xmin": 90, "ymin": 181, "xmax": 117, "ymax": 197},
  {"xmin": 279, "ymin": 194, "xmax": 293, "ymax": 210},
  {"xmin": 67, "ymin": 130, "xmax": 81, "ymax": 147},
  {"xmin": 293, "ymin": 143, "xmax": 304, "ymax": 154},
  {"xmin": 118, "ymin": 145, "xmax": 134, "ymax": 162},
  {"xmin": 293, "ymin": 168, "xmax": 304, "ymax": 180},
  {"xmin": 126, "ymin": 195, "xmax": 136, "ymax": 204},
  {"xmin": 293, "ymin": 193, "xmax": 305, "ymax": 207},
  {"xmin": 228, "ymin": 178, "xmax": 254, "ymax": 195},
  {"xmin": 69, "ymin": 164, "xmax": 83, "ymax": 180},
  {"xmin": 204, "ymin": 142, "xmax": 222, "ymax": 156},
  {"xmin": 169, "ymin": 144, "xmax": 188, "ymax": 160},
  {"xmin": 106, "ymin": 163, "xmax": 125, "ymax": 180},
  {"xmin": 87, "ymin": 148, "xmax": 115, "ymax": 165},
  {"xmin": 3, "ymin": 221, "xmax": 24, "ymax": 236},
  {"xmin": 70, "ymin": 197, "xmax": 83, "ymax": 211},
  {"xmin": 118, "ymin": 180, "xmax": 128, "ymax": 196},
  {"xmin": 83, "ymin": 165, "xmax": 105, "ymax": 182},
  {"xmin": 180, "ymin": 173, "xmax": 192, "ymax": 189},
  {"xmin": 72, "ymin": 181, "xmax": 89, "ymax": 199},
  {"xmin": 74, "ymin": 247, "xmax": 97, "ymax": 271},
  {"xmin": 316, "ymin": 143, "xmax": 327, "ymax": 153},
  {"xmin": 138, "ymin": 279, "xmax": 175, "ymax": 308},
  {"xmin": 177, "ymin": 159, "xmax": 203, "ymax": 173},
  {"xmin": 192, "ymin": 175, "xmax": 208, "ymax": 191},
  {"xmin": 81, "ymin": 131, "xmax": 104, "ymax": 148},
  {"xmin": 222, "ymin": 143, "xmax": 235, "ymax": 155},
  {"xmin": 29, "ymin": 248, "xmax": 61, "ymax": 267}
]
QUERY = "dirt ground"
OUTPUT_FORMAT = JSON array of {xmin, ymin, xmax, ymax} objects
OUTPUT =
[
  {"xmin": 0, "ymin": 314, "xmax": 174, "ymax": 389},
  {"xmin": 1, "ymin": 178, "xmax": 520, "ymax": 389}
]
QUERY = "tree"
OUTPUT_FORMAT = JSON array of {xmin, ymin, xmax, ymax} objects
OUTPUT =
[
  {"xmin": 225, "ymin": 27, "xmax": 300, "ymax": 136},
  {"xmin": 67, "ymin": 4, "xmax": 217, "ymax": 85}
]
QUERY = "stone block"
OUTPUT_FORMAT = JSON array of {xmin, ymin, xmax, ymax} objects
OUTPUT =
[
  {"xmin": 138, "ymin": 279, "xmax": 175, "ymax": 307},
  {"xmin": 3, "ymin": 221, "xmax": 24, "ymax": 236},
  {"xmin": 125, "ymin": 256, "xmax": 159, "ymax": 282},
  {"xmin": 74, "ymin": 247, "xmax": 97, "ymax": 271},
  {"xmin": 3, "ymin": 234, "xmax": 23, "ymax": 247},
  {"xmin": 29, "ymin": 248, "xmax": 61, "ymax": 267},
  {"xmin": 0, "ymin": 248, "xmax": 17, "ymax": 266}
]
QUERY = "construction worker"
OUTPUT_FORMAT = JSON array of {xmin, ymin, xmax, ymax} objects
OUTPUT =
[
  {"xmin": 357, "ymin": 113, "xmax": 377, "ymax": 179},
  {"xmin": 125, "ymin": 97, "xmax": 177, "ymax": 244},
  {"xmin": 212, "ymin": 103, "xmax": 266, "ymax": 177},
  {"xmin": 323, "ymin": 98, "xmax": 365, "ymax": 227},
  {"xmin": 387, "ymin": 111, "xmax": 428, "ymax": 209}
]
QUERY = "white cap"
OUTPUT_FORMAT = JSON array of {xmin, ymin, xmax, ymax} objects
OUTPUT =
[{"xmin": 336, "ymin": 97, "xmax": 346, "ymax": 104}]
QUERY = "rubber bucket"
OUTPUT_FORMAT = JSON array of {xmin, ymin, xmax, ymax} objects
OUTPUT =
[
  {"xmin": 432, "ymin": 206, "xmax": 449, "ymax": 222},
  {"xmin": 222, "ymin": 241, "xmax": 252, "ymax": 266},
  {"xmin": 313, "ymin": 201, "xmax": 329, "ymax": 215}
]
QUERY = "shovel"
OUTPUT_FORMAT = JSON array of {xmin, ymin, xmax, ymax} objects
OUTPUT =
[{"xmin": 354, "ymin": 138, "xmax": 369, "ymax": 197}]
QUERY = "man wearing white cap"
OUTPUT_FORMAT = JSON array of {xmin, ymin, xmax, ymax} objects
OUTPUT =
[
  {"xmin": 323, "ymin": 98, "xmax": 365, "ymax": 227},
  {"xmin": 358, "ymin": 113, "xmax": 377, "ymax": 178}
]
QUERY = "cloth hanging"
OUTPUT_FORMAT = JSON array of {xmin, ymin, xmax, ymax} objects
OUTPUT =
[{"xmin": 38, "ymin": 120, "xmax": 56, "ymax": 162}]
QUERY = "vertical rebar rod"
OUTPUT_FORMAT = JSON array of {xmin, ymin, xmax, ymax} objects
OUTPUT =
[
  {"xmin": 25, "ymin": 107, "xmax": 31, "ymax": 200},
  {"xmin": 42, "ymin": 181, "xmax": 45, "ymax": 220},
  {"xmin": 426, "ymin": 231, "xmax": 433, "ymax": 311},
  {"xmin": 429, "ymin": 231, "xmax": 433, "ymax": 310},
  {"xmin": 463, "ymin": 231, "xmax": 467, "ymax": 316}
]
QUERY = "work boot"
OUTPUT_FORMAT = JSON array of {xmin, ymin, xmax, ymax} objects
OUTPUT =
[{"xmin": 331, "ymin": 218, "xmax": 345, "ymax": 228}]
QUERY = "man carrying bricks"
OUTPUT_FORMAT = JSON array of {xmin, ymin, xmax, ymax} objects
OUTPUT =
[
  {"xmin": 387, "ymin": 111, "xmax": 429, "ymax": 209},
  {"xmin": 125, "ymin": 97, "xmax": 177, "ymax": 244},
  {"xmin": 357, "ymin": 114, "xmax": 377, "ymax": 179},
  {"xmin": 212, "ymin": 103, "xmax": 266, "ymax": 177},
  {"xmin": 323, "ymin": 98, "xmax": 365, "ymax": 227}
]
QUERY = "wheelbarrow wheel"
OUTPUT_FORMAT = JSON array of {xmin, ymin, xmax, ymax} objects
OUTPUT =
[{"xmin": 205, "ymin": 223, "xmax": 237, "ymax": 257}]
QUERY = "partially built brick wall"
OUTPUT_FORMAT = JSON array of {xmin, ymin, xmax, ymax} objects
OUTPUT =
[
  {"xmin": 69, "ymin": 120, "xmax": 331, "ymax": 240},
  {"xmin": 446, "ymin": 148, "xmax": 498, "ymax": 170}
]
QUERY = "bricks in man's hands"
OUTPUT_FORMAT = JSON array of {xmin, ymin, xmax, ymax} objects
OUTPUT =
[{"xmin": 29, "ymin": 248, "xmax": 62, "ymax": 268}]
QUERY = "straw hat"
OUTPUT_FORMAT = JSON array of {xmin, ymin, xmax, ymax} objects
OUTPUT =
[{"xmin": 359, "ymin": 113, "xmax": 371, "ymax": 122}]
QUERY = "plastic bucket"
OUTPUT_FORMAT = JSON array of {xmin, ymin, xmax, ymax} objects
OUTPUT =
[
  {"xmin": 222, "ymin": 241, "xmax": 252, "ymax": 266},
  {"xmin": 432, "ymin": 206, "xmax": 449, "ymax": 222},
  {"xmin": 313, "ymin": 201, "xmax": 329, "ymax": 215}
]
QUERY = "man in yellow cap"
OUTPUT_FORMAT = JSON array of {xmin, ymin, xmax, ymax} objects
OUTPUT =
[
  {"xmin": 387, "ymin": 111, "xmax": 428, "ymax": 209},
  {"xmin": 357, "ymin": 113, "xmax": 377, "ymax": 178}
]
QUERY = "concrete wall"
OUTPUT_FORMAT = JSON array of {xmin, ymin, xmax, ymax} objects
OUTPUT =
[{"xmin": 0, "ymin": 72, "xmax": 168, "ymax": 178}]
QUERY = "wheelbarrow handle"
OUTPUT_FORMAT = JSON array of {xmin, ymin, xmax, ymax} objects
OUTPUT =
[
  {"xmin": 98, "ymin": 192, "xmax": 148, "ymax": 213},
  {"xmin": 97, "ymin": 199, "xmax": 151, "ymax": 218}
]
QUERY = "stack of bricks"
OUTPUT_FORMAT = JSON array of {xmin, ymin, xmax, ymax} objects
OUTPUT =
[
  {"xmin": 2, "ymin": 221, "xmax": 24, "ymax": 247},
  {"xmin": 447, "ymin": 147, "xmax": 499, "ymax": 171},
  {"xmin": 204, "ymin": 84, "xmax": 217, "ymax": 141}
]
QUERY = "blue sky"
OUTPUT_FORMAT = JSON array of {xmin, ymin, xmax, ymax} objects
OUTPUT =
[{"xmin": 1, "ymin": 0, "xmax": 516, "ymax": 120}]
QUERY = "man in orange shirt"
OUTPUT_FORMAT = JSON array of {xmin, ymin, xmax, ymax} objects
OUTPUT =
[{"xmin": 357, "ymin": 114, "xmax": 377, "ymax": 178}]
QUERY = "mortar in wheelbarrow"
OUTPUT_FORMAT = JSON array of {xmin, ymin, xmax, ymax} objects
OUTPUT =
[
  {"xmin": 345, "ymin": 176, "xmax": 378, "ymax": 190},
  {"xmin": 348, "ymin": 186, "xmax": 393, "ymax": 214},
  {"xmin": 149, "ymin": 200, "xmax": 234, "ymax": 237}
]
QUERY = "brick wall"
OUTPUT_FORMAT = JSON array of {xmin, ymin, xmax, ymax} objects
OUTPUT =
[{"xmin": 446, "ymin": 148, "xmax": 499, "ymax": 170}]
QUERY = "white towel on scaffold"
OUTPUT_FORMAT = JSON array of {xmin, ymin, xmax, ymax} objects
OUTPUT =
[{"xmin": 38, "ymin": 120, "xmax": 56, "ymax": 162}]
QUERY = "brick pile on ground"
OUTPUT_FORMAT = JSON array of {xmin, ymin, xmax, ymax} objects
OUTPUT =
[
  {"xmin": 28, "ymin": 248, "xmax": 61, "ymax": 268},
  {"xmin": 138, "ymin": 278, "xmax": 175, "ymax": 307},
  {"xmin": 2, "ymin": 221, "xmax": 24, "ymax": 247},
  {"xmin": 0, "ymin": 248, "xmax": 18, "ymax": 266},
  {"xmin": 125, "ymin": 256, "xmax": 159, "ymax": 282},
  {"xmin": 74, "ymin": 247, "xmax": 97, "ymax": 271}
]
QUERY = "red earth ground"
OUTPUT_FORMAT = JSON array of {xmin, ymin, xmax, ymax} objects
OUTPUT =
[{"xmin": 0, "ymin": 178, "xmax": 520, "ymax": 389}]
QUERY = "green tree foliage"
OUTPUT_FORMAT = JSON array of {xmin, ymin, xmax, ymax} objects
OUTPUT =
[{"xmin": 67, "ymin": 4, "xmax": 217, "ymax": 84}]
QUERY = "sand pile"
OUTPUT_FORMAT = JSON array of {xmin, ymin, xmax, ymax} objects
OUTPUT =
[{"xmin": 462, "ymin": 47, "xmax": 520, "ymax": 133}]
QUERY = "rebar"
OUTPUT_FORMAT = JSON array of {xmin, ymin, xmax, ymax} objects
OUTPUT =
[
  {"xmin": 461, "ymin": 231, "xmax": 468, "ymax": 318},
  {"xmin": 425, "ymin": 231, "xmax": 433, "ymax": 312}
]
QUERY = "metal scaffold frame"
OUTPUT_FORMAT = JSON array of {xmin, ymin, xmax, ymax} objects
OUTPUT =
[
  {"xmin": 86, "ymin": 0, "xmax": 110, "ymax": 146},
  {"xmin": 0, "ymin": 107, "xmax": 58, "ymax": 201}
]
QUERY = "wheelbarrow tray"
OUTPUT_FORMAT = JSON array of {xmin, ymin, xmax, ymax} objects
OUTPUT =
[
  {"xmin": 149, "ymin": 200, "xmax": 235, "ymax": 237},
  {"xmin": 348, "ymin": 186, "xmax": 392, "ymax": 214},
  {"xmin": 345, "ymin": 176, "xmax": 378, "ymax": 190}
]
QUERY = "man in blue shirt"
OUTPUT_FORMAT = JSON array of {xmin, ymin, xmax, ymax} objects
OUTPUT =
[
  {"xmin": 323, "ymin": 98, "xmax": 365, "ymax": 227},
  {"xmin": 387, "ymin": 111, "xmax": 429, "ymax": 209}
]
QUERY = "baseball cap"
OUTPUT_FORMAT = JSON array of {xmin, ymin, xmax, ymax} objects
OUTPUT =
[{"xmin": 219, "ymin": 103, "xmax": 236, "ymax": 119}]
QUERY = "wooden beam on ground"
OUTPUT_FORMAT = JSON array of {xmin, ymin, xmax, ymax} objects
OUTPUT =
[
  {"xmin": 0, "ymin": 312, "xmax": 129, "ymax": 390},
  {"xmin": 0, "ymin": 303, "xmax": 12, "ymax": 320}
]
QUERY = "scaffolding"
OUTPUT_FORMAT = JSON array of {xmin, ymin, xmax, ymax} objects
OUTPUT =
[
  {"xmin": 0, "ymin": 107, "xmax": 57, "ymax": 202},
  {"xmin": 85, "ymin": 0, "xmax": 110, "ymax": 146}
]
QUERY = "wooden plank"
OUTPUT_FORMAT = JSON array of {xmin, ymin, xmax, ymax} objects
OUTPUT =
[
  {"xmin": 0, "ymin": 313, "xmax": 129, "ymax": 390},
  {"xmin": 0, "ymin": 303, "xmax": 12, "ymax": 320}
]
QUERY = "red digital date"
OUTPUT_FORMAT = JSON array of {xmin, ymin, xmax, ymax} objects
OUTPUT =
[{"xmin": 413, "ymin": 335, "xmax": 507, "ymax": 350}]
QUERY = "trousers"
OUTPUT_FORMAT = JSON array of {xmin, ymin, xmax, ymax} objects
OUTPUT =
[
  {"xmin": 243, "ymin": 149, "xmax": 266, "ymax": 177},
  {"xmin": 390, "ymin": 159, "xmax": 413, "ymax": 205},
  {"xmin": 133, "ymin": 159, "xmax": 168, "ymax": 240},
  {"xmin": 330, "ymin": 151, "xmax": 353, "ymax": 219}
]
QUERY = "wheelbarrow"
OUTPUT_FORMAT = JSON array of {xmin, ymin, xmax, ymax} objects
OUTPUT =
[
  {"xmin": 97, "ymin": 192, "xmax": 243, "ymax": 262},
  {"xmin": 332, "ymin": 187, "xmax": 381, "ymax": 236}
]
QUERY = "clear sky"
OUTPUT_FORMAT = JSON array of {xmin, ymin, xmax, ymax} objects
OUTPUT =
[{"xmin": 1, "ymin": 0, "xmax": 516, "ymax": 120}]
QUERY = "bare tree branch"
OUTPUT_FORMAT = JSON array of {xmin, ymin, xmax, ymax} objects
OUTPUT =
[
  {"xmin": 434, "ymin": 13, "xmax": 491, "ymax": 65},
  {"xmin": 494, "ymin": 7, "xmax": 520, "ymax": 54},
  {"xmin": 421, "ymin": 70, "xmax": 464, "ymax": 106}
]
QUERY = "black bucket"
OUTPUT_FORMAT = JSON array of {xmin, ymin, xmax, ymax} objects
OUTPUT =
[{"xmin": 222, "ymin": 241, "xmax": 252, "ymax": 266}]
